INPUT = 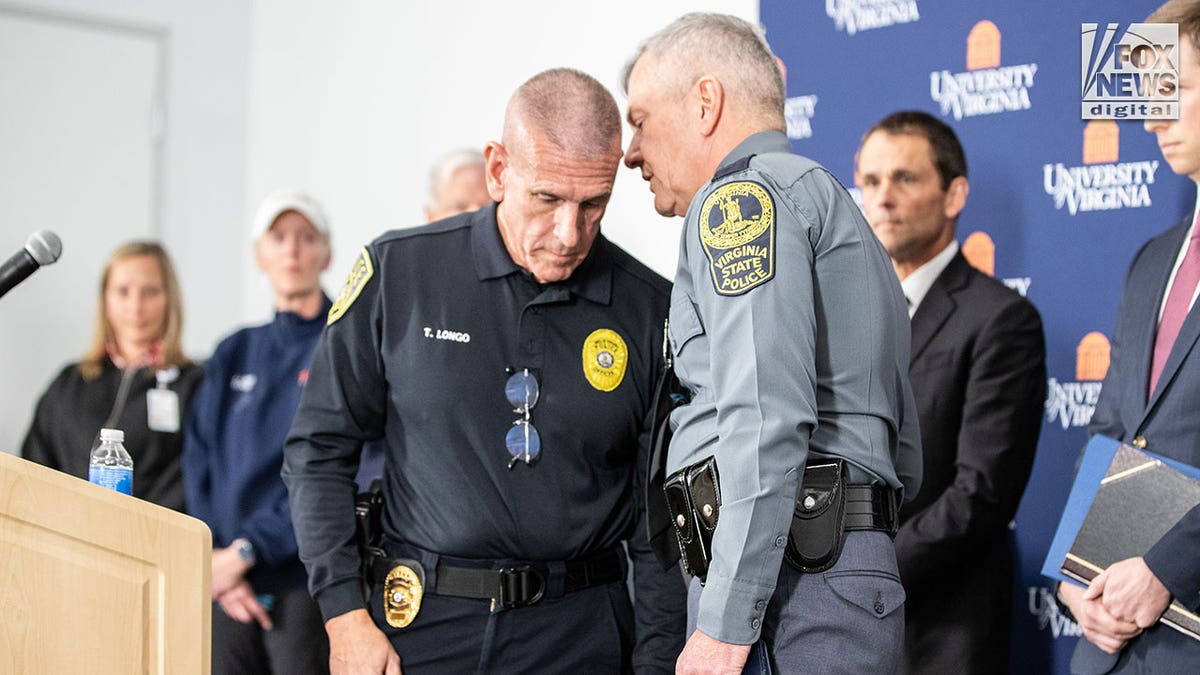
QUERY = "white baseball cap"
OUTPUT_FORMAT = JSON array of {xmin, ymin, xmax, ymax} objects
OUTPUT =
[{"xmin": 254, "ymin": 189, "xmax": 331, "ymax": 238}]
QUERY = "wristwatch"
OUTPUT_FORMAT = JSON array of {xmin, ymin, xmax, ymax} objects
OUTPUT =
[{"xmin": 233, "ymin": 537, "xmax": 255, "ymax": 567}]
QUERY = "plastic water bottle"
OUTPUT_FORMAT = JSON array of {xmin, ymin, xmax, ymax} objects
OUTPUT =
[{"xmin": 89, "ymin": 428, "xmax": 133, "ymax": 495}]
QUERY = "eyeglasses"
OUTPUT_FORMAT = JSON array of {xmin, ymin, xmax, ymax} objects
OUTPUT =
[{"xmin": 504, "ymin": 368, "xmax": 541, "ymax": 468}]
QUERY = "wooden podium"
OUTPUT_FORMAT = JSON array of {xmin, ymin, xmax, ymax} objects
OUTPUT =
[{"xmin": 0, "ymin": 451, "xmax": 211, "ymax": 673}]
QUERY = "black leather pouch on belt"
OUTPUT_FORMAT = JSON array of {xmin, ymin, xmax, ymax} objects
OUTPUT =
[
  {"xmin": 662, "ymin": 456, "xmax": 721, "ymax": 583},
  {"xmin": 784, "ymin": 459, "xmax": 848, "ymax": 574}
]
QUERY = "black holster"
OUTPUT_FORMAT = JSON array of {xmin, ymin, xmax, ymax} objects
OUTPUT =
[
  {"xmin": 663, "ymin": 456, "xmax": 721, "ymax": 583},
  {"xmin": 784, "ymin": 459, "xmax": 900, "ymax": 573},
  {"xmin": 784, "ymin": 459, "xmax": 848, "ymax": 574},
  {"xmin": 354, "ymin": 478, "xmax": 387, "ymax": 600}
]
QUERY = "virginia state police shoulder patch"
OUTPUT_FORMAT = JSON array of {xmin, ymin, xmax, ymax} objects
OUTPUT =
[
  {"xmin": 698, "ymin": 181, "xmax": 776, "ymax": 296},
  {"xmin": 327, "ymin": 246, "xmax": 374, "ymax": 325}
]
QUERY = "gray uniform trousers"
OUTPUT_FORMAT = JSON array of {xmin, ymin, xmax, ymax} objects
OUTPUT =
[{"xmin": 688, "ymin": 531, "xmax": 905, "ymax": 674}]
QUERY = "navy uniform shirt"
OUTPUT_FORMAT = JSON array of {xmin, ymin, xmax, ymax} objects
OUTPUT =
[
  {"xmin": 667, "ymin": 130, "xmax": 923, "ymax": 644},
  {"xmin": 283, "ymin": 205, "xmax": 682, "ymax": 655}
]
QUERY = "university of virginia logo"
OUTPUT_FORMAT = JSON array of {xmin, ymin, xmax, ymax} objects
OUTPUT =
[
  {"xmin": 1027, "ymin": 586, "xmax": 1082, "ymax": 638},
  {"xmin": 930, "ymin": 20, "xmax": 1038, "ymax": 121},
  {"xmin": 962, "ymin": 232, "xmax": 995, "ymax": 276},
  {"xmin": 699, "ymin": 181, "xmax": 776, "ymax": 296},
  {"xmin": 1076, "ymin": 331, "xmax": 1111, "ymax": 382},
  {"xmin": 1043, "ymin": 122, "xmax": 1159, "ymax": 216},
  {"xmin": 825, "ymin": 0, "xmax": 920, "ymax": 36},
  {"xmin": 1045, "ymin": 332, "xmax": 1110, "ymax": 430},
  {"xmin": 961, "ymin": 231, "xmax": 1032, "ymax": 297}
]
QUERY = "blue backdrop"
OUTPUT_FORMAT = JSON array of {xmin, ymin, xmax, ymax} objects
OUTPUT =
[{"xmin": 758, "ymin": 1, "xmax": 1190, "ymax": 672}]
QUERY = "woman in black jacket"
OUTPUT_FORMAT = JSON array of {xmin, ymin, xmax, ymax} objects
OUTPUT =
[{"xmin": 21, "ymin": 241, "xmax": 201, "ymax": 512}]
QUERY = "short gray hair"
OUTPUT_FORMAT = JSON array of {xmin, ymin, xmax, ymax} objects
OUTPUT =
[
  {"xmin": 623, "ymin": 13, "xmax": 785, "ymax": 125},
  {"xmin": 428, "ymin": 148, "xmax": 485, "ymax": 200},
  {"xmin": 504, "ymin": 68, "xmax": 622, "ymax": 158}
]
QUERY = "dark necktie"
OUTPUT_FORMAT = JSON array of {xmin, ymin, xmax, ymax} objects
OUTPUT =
[{"xmin": 1149, "ymin": 226, "xmax": 1200, "ymax": 395}]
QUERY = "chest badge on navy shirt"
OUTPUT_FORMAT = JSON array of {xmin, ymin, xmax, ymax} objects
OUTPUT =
[
  {"xmin": 699, "ymin": 180, "xmax": 776, "ymax": 296},
  {"xmin": 583, "ymin": 328, "xmax": 627, "ymax": 392}
]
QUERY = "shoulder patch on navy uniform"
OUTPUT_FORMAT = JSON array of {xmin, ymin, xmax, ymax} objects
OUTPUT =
[
  {"xmin": 698, "ymin": 180, "xmax": 776, "ymax": 296},
  {"xmin": 328, "ymin": 247, "xmax": 374, "ymax": 325}
]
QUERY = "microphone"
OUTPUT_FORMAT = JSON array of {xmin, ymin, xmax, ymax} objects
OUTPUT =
[{"xmin": 0, "ymin": 230, "xmax": 63, "ymax": 299}]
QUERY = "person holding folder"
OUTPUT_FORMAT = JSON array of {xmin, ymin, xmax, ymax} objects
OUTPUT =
[{"xmin": 1058, "ymin": 2, "xmax": 1200, "ymax": 671}]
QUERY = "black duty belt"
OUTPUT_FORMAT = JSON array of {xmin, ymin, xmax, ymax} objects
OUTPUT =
[
  {"xmin": 787, "ymin": 459, "xmax": 900, "ymax": 574},
  {"xmin": 666, "ymin": 456, "xmax": 902, "ymax": 579},
  {"xmin": 372, "ymin": 546, "xmax": 625, "ymax": 610},
  {"xmin": 842, "ymin": 483, "xmax": 899, "ymax": 534}
]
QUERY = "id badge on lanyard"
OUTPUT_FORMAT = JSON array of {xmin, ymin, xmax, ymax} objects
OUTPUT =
[{"xmin": 147, "ymin": 367, "xmax": 180, "ymax": 432}]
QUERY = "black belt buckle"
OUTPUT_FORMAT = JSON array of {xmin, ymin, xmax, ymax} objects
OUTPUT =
[{"xmin": 498, "ymin": 564, "xmax": 547, "ymax": 609}]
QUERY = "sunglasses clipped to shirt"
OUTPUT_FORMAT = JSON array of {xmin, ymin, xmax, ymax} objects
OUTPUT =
[{"xmin": 505, "ymin": 367, "xmax": 541, "ymax": 468}]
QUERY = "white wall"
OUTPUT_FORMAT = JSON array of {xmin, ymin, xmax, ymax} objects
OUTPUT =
[{"xmin": 243, "ymin": 0, "xmax": 758, "ymax": 323}]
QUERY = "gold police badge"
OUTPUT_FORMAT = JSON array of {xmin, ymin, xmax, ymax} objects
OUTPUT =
[
  {"xmin": 327, "ymin": 247, "xmax": 374, "ymax": 325},
  {"xmin": 698, "ymin": 181, "xmax": 775, "ymax": 296},
  {"xmin": 383, "ymin": 563, "xmax": 424, "ymax": 628},
  {"xmin": 582, "ymin": 329, "xmax": 628, "ymax": 392}
]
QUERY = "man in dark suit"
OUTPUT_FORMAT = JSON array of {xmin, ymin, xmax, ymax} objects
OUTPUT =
[
  {"xmin": 1058, "ymin": 3, "xmax": 1200, "ymax": 671},
  {"xmin": 855, "ymin": 110, "xmax": 1046, "ymax": 674}
]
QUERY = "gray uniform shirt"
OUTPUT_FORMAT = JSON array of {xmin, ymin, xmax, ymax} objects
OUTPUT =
[{"xmin": 667, "ymin": 130, "xmax": 922, "ymax": 644}]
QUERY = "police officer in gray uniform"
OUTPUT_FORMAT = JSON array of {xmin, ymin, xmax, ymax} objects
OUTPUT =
[
  {"xmin": 624, "ymin": 14, "xmax": 922, "ymax": 674},
  {"xmin": 283, "ymin": 68, "xmax": 685, "ymax": 674}
]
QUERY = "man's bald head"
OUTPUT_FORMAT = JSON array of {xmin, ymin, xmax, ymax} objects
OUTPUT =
[{"xmin": 503, "ymin": 68, "xmax": 623, "ymax": 165}]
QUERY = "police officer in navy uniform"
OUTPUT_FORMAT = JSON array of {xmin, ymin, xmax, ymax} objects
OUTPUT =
[
  {"xmin": 282, "ymin": 68, "xmax": 686, "ymax": 674},
  {"xmin": 624, "ymin": 14, "xmax": 922, "ymax": 673}
]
